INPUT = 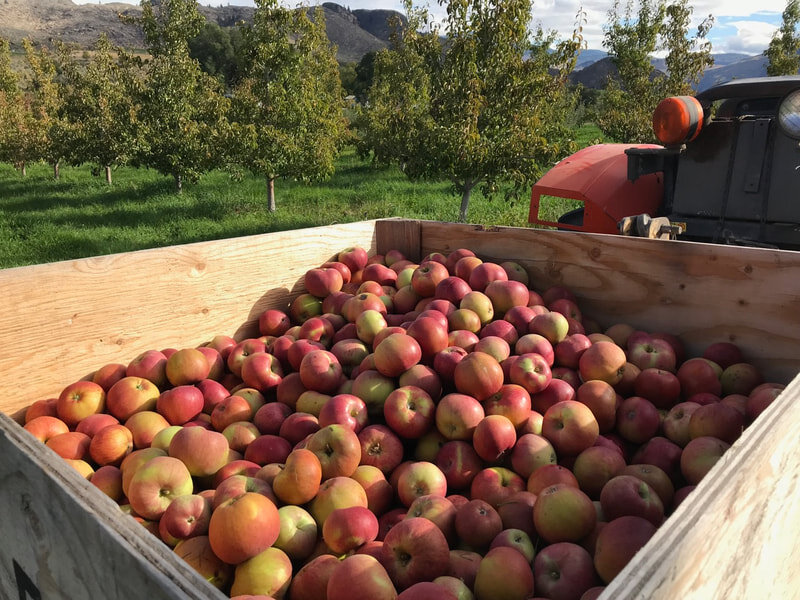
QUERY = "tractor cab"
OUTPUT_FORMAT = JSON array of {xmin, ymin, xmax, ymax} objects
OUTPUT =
[{"xmin": 530, "ymin": 76, "xmax": 800, "ymax": 249}]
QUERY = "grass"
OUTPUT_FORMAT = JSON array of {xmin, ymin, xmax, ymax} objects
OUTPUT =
[{"xmin": 0, "ymin": 124, "xmax": 604, "ymax": 269}]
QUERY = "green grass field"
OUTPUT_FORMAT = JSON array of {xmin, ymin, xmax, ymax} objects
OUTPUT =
[{"xmin": 0, "ymin": 124, "xmax": 602, "ymax": 269}]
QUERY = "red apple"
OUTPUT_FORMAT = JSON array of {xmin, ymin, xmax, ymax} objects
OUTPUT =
[{"xmin": 381, "ymin": 517, "xmax": 451, "ymax": 590}]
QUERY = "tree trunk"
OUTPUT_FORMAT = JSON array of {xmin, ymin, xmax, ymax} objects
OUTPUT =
[
  {"xmin": 19, "ymin": 162, "xmax": 26, "ymax": 177},
  {"xmin": 53, "ymin": 160, "xmax": 59, "ymax": 180},
  {"xmin": 105, "ymin": 166, "xmax": 112, "ymax": 184},
  {"xmin": 459, "ymin": 185, "xmax": 473, "ymax": 223},
  {"xmin": 267, "ymin": 177, "xmax": 276, "ymax": 213},
  {"xmin": 174, "ymin": 173, "xmax": 182, "ymax": 194}
]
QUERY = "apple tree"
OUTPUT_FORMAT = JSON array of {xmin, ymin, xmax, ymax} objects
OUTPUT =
[
  {"xmin": 20, "ymin": 39, "xmax": 68, "ymax": 179},
  {"xmin": 598, "ymin": 0, "xmax": 713, "ymax": 143},
  {"xmin": 56, "ymin": 35, "xmax": 145, "ymax": 184},
  {"xmin": 765, "ymin": 0, "xmax": 800, "ymax": 76},
  {"xmin": 229, "ymin": 0, "xmax": 347, "ymax": 212},
  {"xmin": 358, "ymin": 0, "xmax": 583, "ymax": 223},
  {"xmin": 125, "ymin": 0, "xmax": 230, "ymax": 192},
  {"xmin": 0, "ymin": 38, "xmax": 27, "ymax": 172}
]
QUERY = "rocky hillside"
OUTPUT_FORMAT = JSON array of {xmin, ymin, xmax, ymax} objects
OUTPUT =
[{"xmin": 0, "ymin": 0, "xmax": 405, "ymax": 63}]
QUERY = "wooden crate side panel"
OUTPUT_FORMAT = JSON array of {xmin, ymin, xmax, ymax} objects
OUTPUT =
[
  {"xmin": 0, "ymin": 221, "xmax": 378, "ymax": 418},
  {"xmin": 0, "ymin": 413, "xmax": 224, "ymax": 600},
  {"xmin": 417, "ymin": 222, "xmax": 800, "ymax": 383},
  {"xmin": 600, "ymin": 374, "xmax": 800, "ymax": 599},
  {"xmin": 375, "ymin": 218, "xmax": 422, "ymax": 260}
]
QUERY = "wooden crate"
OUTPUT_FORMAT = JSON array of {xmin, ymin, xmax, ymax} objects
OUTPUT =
[{"xmin": 1, "ymin": 218, "xmax": 799, "ymax": 599}]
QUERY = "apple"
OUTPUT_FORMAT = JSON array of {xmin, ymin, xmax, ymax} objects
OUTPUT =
[
  {"xmin": 484, "ymin": 279, "xmax": 529, "ymax": 317},
  {"xmin": 226, "ymin": 339, "xmax": 267, "ymax": 377},
  {"xmin": 509, "ymin": 352, "xmax": 552, "ymax": 395},
  {"xmin": 91, "ymin": 362, "xmax": 127, "ymax": 392},
  {"xmin": 433, "ymin": 346, "xmax": 470, "ymax": 382},
  {"xmin": 290, "ymin": 292, "xmax": 324, "ymax": 323},
  {"xmin": 258, "ymin": 308, "xmax": 291, "ymax": 337},
  {"xmin": 554, "ymin": 334, "xmax": 592, "ymax": 369},
  {"xmin": 252, "ymin": 402, "xmax": 292, "ymax": 436},
  {"xmin": 702, "ymin": 341, "xmax": 744, "ymax": 369},
  {"xmin": 383, "ymin": 386, "xmax": 435, "ymax": 439},
  {"xmin": 264, "ymin": 504, "xmax": 316, "ymax": 564},
  {"xmin": 631, "ymin": 436, "xmax": 683, "ymax": 485},
  {"xmin": 396, "ymin": 460, "xmax": 448, "ymax": 507},
  {"xmin": 574, "ymin": 380, "xmax": 618, "ymax": 433},
  {"xmin": 240, "ymin": 351, "xmax": 283, "ymax": 393},
  {"xmin": 157, "ymin": 385, "xmax": 204, "ymax": 426},
  {"xmin": 468, "ymin": 262, "xmax": 508, "ymax": 293},
  {"xmin": 407, "ymin": 316, "xmax": 449, "ymax": 360},
  {"xmin": 75, "ymin": 413, "xmax": 119, "ymax": 439},
  {"xmin": 472, "ymin": 415, "xmax": 517, "ymax": 463},
  {"xmin": 720, "ymin": 362, "xmax": 763, "ymax": 397},
  {"xmin": 474, "ymin": 334, "xmax": 513, "ymax": 362},
  {"xmin": 593, "ymin": 516, "xmax": 657, "ymax": 584},
  {"xmin": 483, "ymin": 384, "xmax": 531, "ymax": 429},
  {"xmin": 127, "ymin": 455, "xmax": 194, "ymax": 520},
  {"xmin": 56, "ymin": 380, "xmax": 106, "ymax": 427},
  {"xmin": 621, "ymin": 463, "xmax": 675, "ymax": 508},
  {"xmin": 688, "ymin": 401, "xmax": 745, "ymax": 444},
  {"xmin": 374, "ymin": 333, "xmax": 422, "ymax": 378},
  {"xmin": 229, "ymin": 546, "xmax": 292, "ymax": 598},
  {"xmin": 327, "ymin": 554, "xmax": 397, "ymax": 600},
  {"xmin": 746, "ymin": 384, "xmax": 785, "ymax": 422},
  {"xmin": 578, "ymin": 341, "xmax": 627, "ymax": 385},
  {"xmin": 627, "ymin": 335, "xmax": 677, "ymax": 372},
  {"xmin": 161, "ymin": 493, "xmax": 211, "ymax": 540},
  {"xmin": 434, "ymin": 440, "xmax": 483, "ymax": 491},
  {"xmin": 351, "ymin": 464, "xmax": 395, "ymax": 516},
  {"xmin": 495, "ymin": 491, "xmax": 537, "ymax": 537},
  {"xmin": 403, "ymin": 580, "xmax": 459, "ymax": 600},
  {"xmin": 530, "ymin": 378, "xmax": 576, "ymax": 415},
  {"xmin": 599, "ymin": 475, "xmax": 664, "ymax": 526},
  {"xmin": 572, "ymin": 445, "xmax": 627, "ymax": 500},
  {"xmin": 359, "ymin": 424, "xmax": 405, "ymax": 474},
  {"xmin": 529, "ymin": 311, "xmax": 570, "ymax": 344},
  {"xmin": 278, "ymin": 413, "xmax": 320, "ymax": 447},
  {"xmin": 210, "ymin": 394, "xmax": 253, "ymax": 432},
  {"xmin": 534, "ymin": 542, "xmax": 598, "ymax": 600},
  {"xmin": 459, "ymin": 291, "xmax": 494, "ymax": 325},
  {"xmin": 676, "ymin": 357, "xmax": 722, "ymax": 398},
  {"xmin": 305, "ymin": 266, "xmax": 344, "ymax": 298},
  {"xmin": 90, "ymin": 464, "xmax": 123, "ymax": 501},
  {"xmin": 126, "ymin": 349, "xmax": 168, "ymax": 389},
  {"xmin": 533, "ymin": 483, "xmax": 597, "ymax": 544},
  {"xmin": 322, "ymin": 505, "xmax": 380, "ymax": 554},
  {"xmin": 168, "ymin": 426, "xmax": 229, "ymax": 478},
  {"xmin": 453, "ymin": 351, "xmax": 504, "ymax": 401},
  {"xmin": 213, "ymin": 459, "xmax": 261, "ymax": 488},
  {"xmin": 454, "ymin": 498, "xmax": 503, "ymax": 549},
  {"xmin": 24, "ymin": 415, "xmax": 70, "ymax": 443},
  {"xmin": 89, "ymin": 423, "xmax": 133, "ymax": 466},
  {"xmin": 173, "ymin": 536, "xmax": 232, "ymax": 590},
  {"xmin": 289, "ymin": 554, "xmax": 340, "ymax": 600},
  {"xmin": 680, "ymin": 436, "xmax": 731, "ymax": 485},
  {"xmin": 615, "ymin": 396, "xmax": 660, "ymax": 444},
  {"xmin": 473, "ymin": 545, "xmax": 534, "ymax": 600},
  {"xmin": 541, "ymin": 400, "xmax": 599, "ymax": 457},
  {"xmin": 435, "ymin": 393, "xmax": 485, "ymax": 441},
  {"xmin": 46, "ymin": 431, "xmax": 91, "ymax": 461},
  {"xmin": 381, "ymin": 516, "xmax": 451, "ymax": 590},
  {"xmin": 470, "ymin": 466, "xmax": 525, "ymax": 508}
]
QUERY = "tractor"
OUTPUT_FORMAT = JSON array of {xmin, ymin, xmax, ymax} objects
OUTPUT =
[{"xmin": 529, "ymin": 76, "xmax": 800, "ymax": 250}]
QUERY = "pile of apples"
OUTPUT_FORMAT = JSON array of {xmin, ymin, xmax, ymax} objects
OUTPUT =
[{"xmin": 22, "ymin": 245, "xmax": 787, "ymax": 600}]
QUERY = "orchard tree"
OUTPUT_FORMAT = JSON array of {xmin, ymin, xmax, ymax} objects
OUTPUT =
[
  {"xmin": 598, "ymin": 0, "xmax": 713, "ymax": 143},
  {"xmin": 0, "ymin": 38, "xmax": 26, "ymax": 172},
  {"xmin": 765, "ymin": 0, "xmax": 800, "ymax": 76},
  {"xmin": 230, "ymin": 0, "xmax": 347, "ymax": 212},
  {"xmin": 360, "ymin": 0, "xmax": 583, "ymax": 223},
  {"xmin": 124, "ymin": 0, "xmax": 230, "ymax": 192},
  {"xmin": 21, "ymin": 39, "xmax": 67, "ymax": 178},
  {"xmin": 57, "ymin": 35, "xmax": 144, "ymax": 183}
]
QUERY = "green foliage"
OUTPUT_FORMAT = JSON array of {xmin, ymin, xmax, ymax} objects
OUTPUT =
[
  {"xmin": 359, "ymin": 0, "xmax": 583, "ymax": 223},
  {"xmin": 0, "ymin": 39, "xmax": 25, "ymax": 168},
  {"xmin": 189, "ymin": 22, "xmax": 245, "ymax": 87},
  {"xmin": 765, "ymin": 0, "xmax": 800, "ymax": 76},
  {"xmin": 56, "ymin": 35, "xmax": 144, "ymax": 181},
  {"xmin": 127, "ymin": 0, "xmax": 230, "ymax": 191},
  {"xmin": 598, "ymin": 0, "xmax": 713, "ymax": 143},
  {"xmin": 229, "ymin": 0, "xmax": 347, "ymax": 211}
]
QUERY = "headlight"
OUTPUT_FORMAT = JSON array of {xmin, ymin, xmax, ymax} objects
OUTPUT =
[{"xmin": 778, "ymin": 89, "xmax": 800, "ymax": 138}]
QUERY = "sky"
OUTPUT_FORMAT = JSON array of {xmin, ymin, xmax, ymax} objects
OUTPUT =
[{"xmin": 75, "ymin": 1, "xmax": 792, "ymax": 54}]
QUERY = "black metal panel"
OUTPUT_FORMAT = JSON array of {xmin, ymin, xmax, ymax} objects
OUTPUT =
[
  {"xmin": 671, "ymin": 121, "xmax": 735, "ymax": 218},
  {"xmin": 766, "ymin": 132, "xmax": 800, "ymax": 223},
  {"xmin": 725, "ymin": 118, "xmax": 771, "ymax": 221}
]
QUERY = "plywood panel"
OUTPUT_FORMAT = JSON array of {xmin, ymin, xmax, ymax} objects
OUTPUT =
[
  {"xmin": 416, "ymin": 221, "xmax": 800, "ymax": 383},
  {"xmin": 1, "ymin": 221, "xmax": 378, "ymax": 418}
]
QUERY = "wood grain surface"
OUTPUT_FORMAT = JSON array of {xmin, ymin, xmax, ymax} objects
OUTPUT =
[
  {"xmin": 0, "ymin": 413, "xmax": 224, "ymax": 600},
  {"xmin": 1, "ymin": 221, "xmax": 377, "ymax": 418}
]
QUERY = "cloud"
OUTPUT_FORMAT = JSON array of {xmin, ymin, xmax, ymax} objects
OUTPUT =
[{"xmin": 720, "ymin": 19, "xmax": 779, "ymax": 53}]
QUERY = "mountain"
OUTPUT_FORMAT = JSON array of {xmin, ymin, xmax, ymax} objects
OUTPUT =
[
  {"xmin": 570, "ymin": 51, "xmax": 779, "ymax": 92},
  {"xmin": 0, "ymin": 0, "xmax": 404, "ymax": 64}
]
